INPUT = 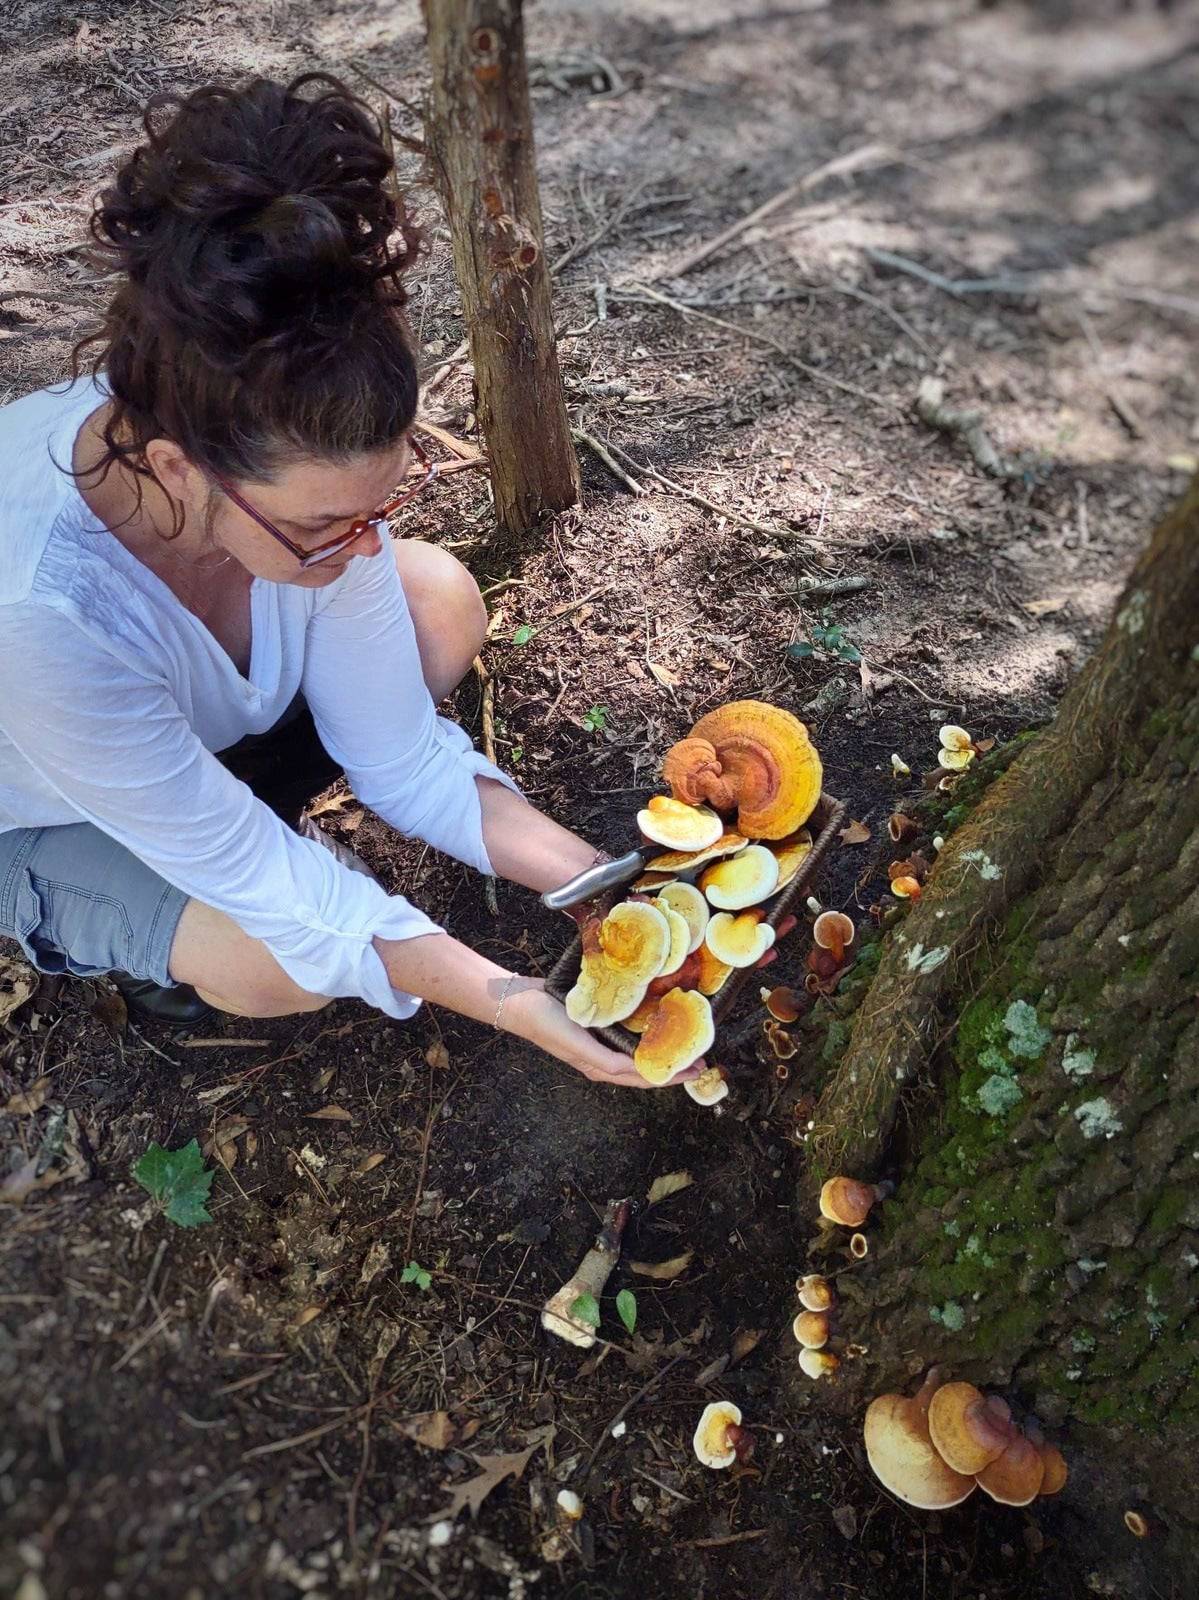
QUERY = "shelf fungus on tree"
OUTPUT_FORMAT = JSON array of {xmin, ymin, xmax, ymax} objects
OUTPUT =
[
  {"xmin": 700, "ymin": 844, "xmax": 780, "ymax": 910},
  {"xmin": 819, "ymin": 1176, "xmax": 890, "ymax": 1228},
  {"xmin": 1025, "ymin": 1426, "xmax": 1069, "ymax": 1496},
  {"xmin": 664, "ymin": 700, "xmax": 822, "ymax": 839},
  {"xmin": 684, "ymin": 1064, "xmax": 729, "ymax": 1106},
  {"xmin": 565, "ymin": 900, "xmax": 673, "ymax": 1027},
  {"xmin": 655, "ymin": 882, "xmax": 709, "ymax": 954},
  {"xmin": 813, "ymin": 911, "xmax": 855, "ymax": 967},
  {"xmin": 798, "ymin": 1348, "xmax": 840, "ymax": 1379},
  {"xmin": 927, "ymin": 1383, "xmax": 1015, "ymax": 1477},
  {"xmin": 706, "ymin": 909, "xmax": 776, "ymax": 969},
  {"xmin": 770, "ymin": 827, "xmax": 814, "ymax": 890},
  {"xmin": 645, "ymin": 829, "xmax": 748, "ymax": 876},
  {"xmin": 696, "ymin": 942, "xmax": 735, "ymax": 996},
  {"xmin": 864, "ymin": 1374, "xmax": 977, "ymax": 1510},
  {"xmin": 636, "ymin": 795, "xmax": 725, "ymax": 853},
  {"xmin": 693, "ymin": 1401, "xmax": 750, "ymax": 1469},
  {"xmin": 633, "ymin": 988, "xmax": 715, "ymax": 1085},
  {"xmin": 792, "ymin": 1310, "xmax": 830, "ymax": 1349},
  {"xmin": 622, "ymin": 995, "xmax": 660, "ymax": 1035},
  {"xmin": 975, "ymin": 1432, "xmax": 1045, "ymax": 1507},
  {"xmin": 797, "ymin": 1274, "xmax": 834, "ymax": 1313},
  {"xmin": 938, "ymin": 725, "xmax": 976, "ymax": 772}
]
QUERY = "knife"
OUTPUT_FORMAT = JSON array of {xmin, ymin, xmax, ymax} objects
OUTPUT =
[{"xmin": 540, "ymin": 848, "xmax": 651, "ymax": 911}]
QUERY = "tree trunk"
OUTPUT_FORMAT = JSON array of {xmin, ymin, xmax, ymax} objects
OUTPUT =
[
  {"xmin": 423, "ymin": 0, "xmax": 580, "ymax": 535},
  {"xmin": 793, "ymin": 481, "xmax": 1199, "ymax": 1585}
]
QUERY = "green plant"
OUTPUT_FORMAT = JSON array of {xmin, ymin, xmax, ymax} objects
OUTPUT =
[
  {"xmin": 132, "ymin": 1138, "xmax": 214, "ymax": 1228},
  {"xmin": 570, "ymin": 1292, "xmax": 601, "ymax": 1328},
  {"xmin": 512, "ymin": 624, "xmax": 534, "ymax": 646},
  {"xmin": 400, "ymin": 1260, "xmax": 433, "ymax": 1291},
  {"xmin": 616, "ymin": 1288, "xmax": 637, "ymax": 1335},
  {"xmin": 582, "ymin": 705, "xmax": 608, "ymax": 732},
  {"xmin": 788, "ymin": 619, "xmax": 861, "ymax": 665}
]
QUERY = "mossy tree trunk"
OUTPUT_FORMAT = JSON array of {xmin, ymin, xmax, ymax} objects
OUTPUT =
[
  {"xmin": 423, "ymin": 0, "xmax": 580, "ymax": 535},
  {"xmin": 798, "ymin": 481, "xmax": 1199, "ymax": 1571}
]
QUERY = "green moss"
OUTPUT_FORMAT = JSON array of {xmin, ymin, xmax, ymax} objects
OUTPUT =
[{"xmin": 1148, "ymin": 1186, "xmax": 1191, "ymax": 1234}]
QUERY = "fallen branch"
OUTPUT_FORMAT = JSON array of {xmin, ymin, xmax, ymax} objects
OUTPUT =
[
  {"xmin": 794, "ymin": 575, "xmax": 870, "ymax": 600},
  {"xmin": 914, "ymin": 376, "xmax": 1017, "ymax": 480},
  {"xmin": 571, "ymin": 429, "xmax": 645, "ymax": 495},
  {"xmin": 541, "ymin": 1197, "xmax": 631, "ymax": 1348}
]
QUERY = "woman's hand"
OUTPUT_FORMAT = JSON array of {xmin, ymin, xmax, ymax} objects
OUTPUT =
[{"xmin": 501, "ymin": 977, "xmax": 703, "ymax": 1090}]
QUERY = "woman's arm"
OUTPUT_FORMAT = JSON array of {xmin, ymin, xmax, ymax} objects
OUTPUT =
[{"xmin": 475, "ymin": 776, "xmax": 605, "ymax": 893}]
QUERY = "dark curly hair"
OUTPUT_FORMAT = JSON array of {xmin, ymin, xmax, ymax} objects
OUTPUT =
[{"xmin": 70, "ymin": 72, "xmax": 422, "ymax": 509}]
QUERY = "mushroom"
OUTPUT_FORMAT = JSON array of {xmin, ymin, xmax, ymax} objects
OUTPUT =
[
  {"xmin": 975, "ymin": 1432, "xmax": 1045, "ymax": 1506},
  {"xmin": 891, "ymin": 753, "xmax": 911, "ymax": 778},
  {"xmin": 863, "ymin": 1373, "xmax": 977, "ymax": 1510},
  {"xmin": 646, "ymin": 947, "xmax": 702, "ymax": 999},
  {"xmin": 849, "ymin": 1232, "xmax": 869, "ymax": 1260},
  {"xmin": 621, "ymin": 995, "xmax": 660, "ymax": 1035},
  {"xmin": 685, "ymin": 1065, "xmax": 729, "ymax": 1107},
  {"xmin": 696, "ymin": 943, "xmax": 735, "ymax": 996},
  {"xmin": 700, "ymin": 845, "xmax": 781, "ymax": 910},
  {"xmin": 819, "ymin": 1177, "xmax": 889, "ymax": 1228},
  {"xmin": 636, "ymin": 795, "xmax": 725, "ymax": 852},
  {"xmin": 555, "ymin": 1489, "xmax": 584, "ymax": 1522},
  {"xmin": 938, "ymin": 725, "xmax": 976, "ymax": 772},
  {"xmin": 656, "ymin": 882, "xmax": 709, "ymax": 954},
  {"xmin": 763, "ymin": 985, "xmax": 803, "ymax": 1022},
  {"xmin": 706, "ymin": 910, "xmax": 776, "ymax": 969},
  {"xmin": 813, "ymin": 911, "xmax": 856, "ymax": 966},
  {"xmin": 770, "ymin": 828, "xmax": 814, "ymax": 890},
  {"xmin": 792, "ymin": 1310, "xmax": 830, "ymax": 1349},
  {"xmin": 541, "ymin": 1197, "xmax": 629, "ymax": 1348},
  {"xmin": 797, "ymin": 1274, "xmax": 834, "ymax": 1313},
  {"xmin": 657, "ymin": 904, "xmax": 693, "ymax": 977},
  {"xmin": 664, "ymin": 700, "xmax": 822, "ymax": 839},
  {"xmin": 763, "ymin": 1018, "xmax": 798, "ymax": 1060},
  {"xmin": 633, "ymin": 988, "xmax": 715, "ymax": 1085},
  {"xmin": 798, "ymin": 1349, "xmax": 840, "ymax": 1379},
  {"xmin": 645, "ymin": 829, "xmax": 748, "ymax": 875},
  {"xmin": 1034, "ymin": 1441, "xmax": 1068, "ymax": 1497},
  {"xmin": 888, "ymin": 813, "xmax": 919, "ymax": 845},
  {"xmin": 1124, "ymin": 1510, "xmax": 1150, "ymax": 1538},
  {"xmin": 693, "ymin": 1401, "xmax": 750, "ymax": 1469},
  {"xmin": 890, "ymin": 875, "xmax": 922, "ymax": 900},
  {"xmin": 927, "ymin": 1383, "xmax": 1015, "ymax": 1477},
  {"xmin": 565, "ymin": 901, "xmax": 673, "ymax": 1027},
  {"xmin": 632, "ymin": 870, "xmax": 678, "ymax": 893}
]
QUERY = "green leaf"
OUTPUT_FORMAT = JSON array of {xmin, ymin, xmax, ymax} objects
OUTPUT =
[
  {"xmin": 615, "ymin": 1288, "xmax": 637, "ymax": 1335},
  {"xmin": 786, "ymin": 642, "xmax": 814, "ymax": 660},
  {"xmin": 512, "ymin": 624, "xmax": 533, "ymax": 646},
  {"xmin": 582, "ymin": 705, "xmax": 608, "ymax": 731},
  {"xmin": 510, "ymin": 746, "xmax": 523, "ymax": 764},
  {"xmin": 570, "ymin": 1291, "xmax": 601, "ymax": 1328},
  {"xmin": 837, "ymin": 642, "xmax": 862, "ymax": 663},
  {"xmin": 400, "ymin": 1260, "xmax": 433, "ymax": 1291},
  {"xmin": 132, "ymin": 1138, "xmax": 214, "ymax": 1228}
]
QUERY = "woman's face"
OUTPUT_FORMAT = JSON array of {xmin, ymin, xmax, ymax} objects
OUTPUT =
[{"xmin": 203, "ymin": 437, "xmax": 416, "ymax": 588}]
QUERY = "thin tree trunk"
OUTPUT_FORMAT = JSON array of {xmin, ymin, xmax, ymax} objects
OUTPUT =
[{"xmin": 423, "ymin": 0, "xmax": 580, "ymax": 535}]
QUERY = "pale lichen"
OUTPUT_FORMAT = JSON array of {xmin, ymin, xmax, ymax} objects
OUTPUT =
[
  {"xmin": 905, "ymin": 943, "xmax": 950, "ymax": 975},
  {"xmin": 1062, "ymin": 1033, "xmax": 1096, "ymax": 1080},
  {"xmin": 1074, "ymin": 1097, "xmax": 1124, "ymax": 1140},
  {"xmin": 961, "ymin": 848, "xmax": 1003, "ymax": 881}
]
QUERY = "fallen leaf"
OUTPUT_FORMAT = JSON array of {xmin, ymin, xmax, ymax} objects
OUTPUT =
[
  {"xmin": 730, "ymin": 1328, "xmax": 763, "ymax": 1365},
  {"xmin": 307, "ymin": 791, "xmax": 353, "ymax": 817},
  {"xmin": 0, "ymin": 957, "xmax": 37, "ymax": 1027},
  {"xmin": 4, "ymin": 1075, "xmax": 51, "ymax": 1116},
  {"xmin": 694, "ymin": 1353, "xmax": 730, "ymax": 1386},
  {"xmin": 354, "ymin": 1151, "xmax": 388, "ymax": 1177},
  {"xmin": 393, "ymin": 1410, "xmax": 481, "ymax": 1451},
  {"xmin": 1023, "ymin": 597, "xmax": 1067, "ymax": 617},
  {"xmin": 308, "ymin": 1104, "xmax": 353, "ymax": 1122},
  {"xmin": 432, "ymin": 1427, "xmax": 554, "ymax": 1521},
  {"xmin": 340, "ymin": 809, "xmax": 365, "ymax": 833},
  {"xmin": 839, "ymin": 819, "xmax": 871, "ymax": 845},
  {"xmin": 833, "ymin": 1504, "xmax": 859, "ymax": 1540},
  {"xmin": 974, "ymin": 737, "xmax": 996, "ymax": 753},
  {"xmin": 292, "ymin": 1304, "xmax": 323, "ymax": 1329},
  {"xmin": 629, "ymin": 1250, "xmax": 694, "ymax": 1281},
  {"xmin": 646, "ymin": 1170, "xmax": 692, "ymax": 1206},
  {"xmin": 244, "ymin": 1130, "xmax": 258, "ymax": 1159},
  {"xmin": 358, "ymin": 1240, "xmax": 391, "ymax": 1288},
  {"xmin": 425, "ymin": 1041, "xmax": 450, "ymax": 1071},
  {"xmin": 647, "ymin": 661, "xmax": 681, "ymax": 689},
  {"xmin": 196, "ymin": 1083, "xmax": 241, "ymax": 1106},
  {"xmin": 217, "ymin": 1140, "xmax": 239, "ymax": 1171}
]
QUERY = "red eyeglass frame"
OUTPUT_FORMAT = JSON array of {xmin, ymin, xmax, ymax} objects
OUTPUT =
[{"xmin": 212, "ymin": 438, "xmax": 438, "ymax": 568}]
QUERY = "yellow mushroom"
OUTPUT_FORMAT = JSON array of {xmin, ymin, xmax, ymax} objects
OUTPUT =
[
  {"xmin": 706, "ymin": 910, "xmax": 776, "ymax": 969},
  {"xmin": 864, "ymin": 1373, "xmax": 977, "ymax": 1510},
  {"xmin": 700, "ymin": 845, "xmax": 780, "ymax": 910},
  {"xmin": 636, "ymin": 795, "xmax": 724, "ymax": 852}
]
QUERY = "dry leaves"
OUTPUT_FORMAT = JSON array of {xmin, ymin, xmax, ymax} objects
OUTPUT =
[
  {"xmin": 4, "ymin": 1075, "xmax": 51, "ymax": 1116},
  {"xmin": 90, "ymin": 986, "xmax": 127, "ymax": 1040},
  {"xmin": 1023, "ymin": 597, "xmax": 1067, "ymax": 617},
  {"xmin": 393, "ymin": 1410, "xmax": 482, "ymax": 1452},
  {"xmin": 432, "ymin": 1427, "xmax": 554, "ymax": 1521},
  {"xmin": 425, "ymin": 1040, "xmax": 451, "ymax": 1071},
  {"xmin": 354, "ymin": 1151, "xmax": 388, "ymax": 1177},
  {"xmin": 358, "ymin": 1240, "xmax": 391, "ymax": 1288},
  {"xmin": 308, "ymin": 1104, "xmax": 353, "ymax": 1122},
  {"xmin": 0, "ymin": 956, "xmax": 37, "ymax": 1028},
  {"xmin": 646, "ymin": 1170, "xmax": 692, "ymax": 1206},
  {"xmin": 839, "ymin": 819, "xmax": 871, "ymax": 845},
  {"xmin": 629, "ymin": 1251, "xmax": 693, "ymax": 1281},
  {"xmin": 647, "ymin": 661, "xmax": 681, "ymax": 689}
]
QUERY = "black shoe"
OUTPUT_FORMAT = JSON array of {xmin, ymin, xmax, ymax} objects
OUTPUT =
[{"xmin": 110, "ymin": 973, "xmax": 215, "ymax": 1030}]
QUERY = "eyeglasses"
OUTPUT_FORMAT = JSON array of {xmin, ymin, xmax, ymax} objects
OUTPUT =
[{"xmin": 212, "ymin": 438, "xmax": 438, "ymax": 569}]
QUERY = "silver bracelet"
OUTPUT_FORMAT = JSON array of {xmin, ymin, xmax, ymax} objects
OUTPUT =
[{"xmin": 493, "ymin": 972, "xmax": 518, "ymax": 1030}]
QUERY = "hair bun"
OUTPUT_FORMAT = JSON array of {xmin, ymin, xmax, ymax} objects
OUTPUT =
[{"xmin": 240, "ymin": 192, "xmax": 356, "ymax": 289}]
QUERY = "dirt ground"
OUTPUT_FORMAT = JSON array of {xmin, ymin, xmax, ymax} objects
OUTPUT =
[{"xmin": 2, "ymin": 2, "xmax": 1197, "ymax": 1597}]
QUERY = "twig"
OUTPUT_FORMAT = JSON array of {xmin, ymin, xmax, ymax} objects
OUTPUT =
[
  {"xmin": 681, "ymin": 1529, "xmax": 768, "ymax": 1549},
  {"xmin": 178, "ymin": 1037, "xmax": 270, "ymax": 1049},
  {"xmin": 914, "ymin": 376, "xmax": 1016, "ymax": 480},
  {"xmin": 346, "ymin": 60, "xmax": 428, "ymax": 155},
  {"xmin": 571, "ymin": 429, "xmax": 645, "ymax": 495},
  {"xmin": 657, "ymin": 143, "xmax": 895, "ymax": 279},
  {"xmin": 421, "ymin": 338, "xmax": 471, "ymax": 398},
  {"xmin": 474, "ymin": 657, "xmax": 500, "ymax": 917},
  {"xmin": 404, "ymin": 1073, "xmax": 460, "ymax": 1262},
  {"xmin": 583, "ymin": 1353, "xmax": 689, "ymax": 1478},
  {"xmin": 794, "ymin": 575, "xmax": 870, "ymax": 599},
  {"xmin": 504, "ymin": 585, "xmax": 615, "ymax": 644},
  {"xmin": 616, "ymin": 282, "xmax": 896, "ymax": 412}
]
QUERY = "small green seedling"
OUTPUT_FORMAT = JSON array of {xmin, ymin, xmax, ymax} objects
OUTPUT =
[
  {"xmin": 616, "ymin": 1289, "xmax": 637, "ymax": 1335},
  {"xmin": 132, "ymin": 1138, "xmax": 214, "ymax": 1228},
  {"xmin": 512, "ymin": 624, "xmax": 534, "ymax": 646},
  {"xmin": 582, "ymin": 705, "xmax": 608, "ymax": 732},
  {"xmin": 400, "ymin": 1260, "xmax": 433, "ymax": 1291},
  {"xmin": 788, "ymin": 621, "xmax": 861, "ymax": 664}
]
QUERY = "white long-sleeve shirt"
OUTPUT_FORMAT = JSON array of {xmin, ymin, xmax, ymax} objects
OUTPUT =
[{"xmin": 0, "ymin": 376, "xmax": 522, "ymax": 1018}]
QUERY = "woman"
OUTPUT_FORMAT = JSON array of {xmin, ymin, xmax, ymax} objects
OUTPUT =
[{"xmin": 0, "ymin": 72, "xmax": 683, "ymax": 1091}]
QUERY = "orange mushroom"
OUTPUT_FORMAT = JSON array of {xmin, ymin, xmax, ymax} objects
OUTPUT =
[
  {"xmin": 684, "ymin": 1064, "xmax": 730, "ymax": 1107},
  {"xmin": 770, "ymin": 828, "xmax": 814, "ymax": 890},
  {"xmin": 656, "ymin": 882, "xmax": 709, "ymax": 954},
  {"xmin": 706, "ymin": 910, "xmax": 776, "ymax": 969},
  {"xmin": 621, "ymin": 995, "xmax": 661, "ymax": 1035},
  {"xmin": 696, "ymin": 943, "xmax": 734, "ymax": 997},
  {"xmin": 565, "ymin": 900, "xmax": 672, "ymax": 1028},
  {"xmin": 663, "ymin": 701, "xmax": 822, "ymax": 840},
  {"xmin": 797, "ymin": 1274, "xmax": 834, "ymax": 1313},
  {"xmin": 792, "ymin": 1310, "xmax": 830, "ymax": 1349},
  {"xmin": 763, "ymin": 985, "xmax": 803, "ymax": 1022},
  {"xmin": 813, "ymin": 911, "xmax": 855, "ymax": 966},
  {"xmin": 976, "ymin": 1433, "xmax": 1045, "ymax": 1507},
  {"xmin": 864, "ymin": 1373, "xmax": 977, "ymax": 1510},
  {"xmin": 890, "ymin": 875, "xmax": 922, "ymax": 901},
  {"xmin": 633, "ymin": 988, "xmax": 715, "ymax": 1085},
  {"xmin": 700, "ymin": 845, "xmax": 780, "ymax": 910},
  {"xmin": 819, "ymin": 1176, "xmax": 888, "ymax": 1227},
  {"xmin": 636, "ymin": 795, "xmax": 724, "ymax": 852},
  {"xmin": 927, "ymin": 1383, "xmax": 1014, "ymax": 1476},
  {"xmin": 644, "ymin": 829, "xmax": 749, "ymax": 875}
]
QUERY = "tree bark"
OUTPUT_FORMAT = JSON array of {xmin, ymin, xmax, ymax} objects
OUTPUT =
[
  {"xmin": 793, "ymin": 480, "xmax": 1199, "ymax": 1585},
  {"xmin": 423, "ymin": 0, "xmax": 580, "ymax": 535}
]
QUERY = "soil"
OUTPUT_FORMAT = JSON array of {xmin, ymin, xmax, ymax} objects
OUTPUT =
[{"xmin": 2, "ymin": 2, "xmax": 1197, "ymax": 1598}]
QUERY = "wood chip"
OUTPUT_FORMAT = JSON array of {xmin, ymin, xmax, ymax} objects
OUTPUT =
[
  {"xmin": 647, "ymin": 1170, "xmax": 692, "ymax": 1205},
  {"xmin": 629, "ymin": 1251, "xmax": 694, "ymax": 1281},
  {"xmin": 308, "ymin": 1105, "xmax": 353, "ymax": 1122}
]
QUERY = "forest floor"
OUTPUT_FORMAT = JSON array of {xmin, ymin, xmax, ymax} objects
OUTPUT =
[{"xmin": 2, "ymin": 2, "xmax": 1197, "ymax": 1597}]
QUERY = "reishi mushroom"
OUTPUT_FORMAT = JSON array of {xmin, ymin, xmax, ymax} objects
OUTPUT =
[
  {"xmin": 633, "ymin": 988, "xmax": 715, "ymax": 1085},
  {"xmin": 655, "ymin": 882, "xmax": 709, "ymax": 954},
  {"xmin": 812, "ymin": 911, "xmax": 855, "ymax": 966},
  {"xmin": 565, "ymin": 901, "xmax": 673, "ymax": 1027},
  {"xmin": 706, "ymin": 910, "xmax": 776, "ymax": 969},
  {"xmin": 798, "ymin": 1349, "xmax": 840, "ymax": 1379},
  {"xmin": 927, "ymin": 1383, "xmax": 1014, "ymax": 1477},
  {"xmin": 938, "ymin": 725, "xmax": 976, "ymax": 772},
  {"xmin": 685, "ymin": 1065, "xmax": 729, "ymax": 1106},
  {"xmin": 656, "ymin": 904, "xmax": 693, "ymax": 977},
  {"xmin": 663, "ymin": 700, "xmax": 822, "ymax": 839},
  {"xmin": 693, "ymin": 1401, "xmax": 750, "ymax": 1469},
  {"xmin": 819, "ymin": 1177, "xmax": 889, "ymax": 1228},
  {"xmin": 763, "ymin": 985, "xmax": 803, "ymax": 1023},
  {"xmin": 792, "ymin": 1310, "xmax": 830, "ymax": 1349},
  {"xmin": 975, "ymin": 1432, "xmax": 1045, "ymax": 1506},
  {"xmin": 864, "ymin": 1373, "xmax": 977, "ymax": 1510},
  {"xmin": 770, "ymin": 828, "xmax": 813, "ymax": 890},
  {"xmin": 636, "ymin": 795, "xmax": 724, "ymax": 852},
  {"xmin": 797, "ymin": 1274, "xmax": 834, "ymax": 1313},
  {"xmin": 644, "ymin": 830, "xmax": 748, "ymax": 875},
  {"xmin": 700, "ymin": 845, "xmax": 780, "ymax": 910},
  {"xmin": 696, "ymin": 943, "xmax": 735, "ymax": 996}
]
